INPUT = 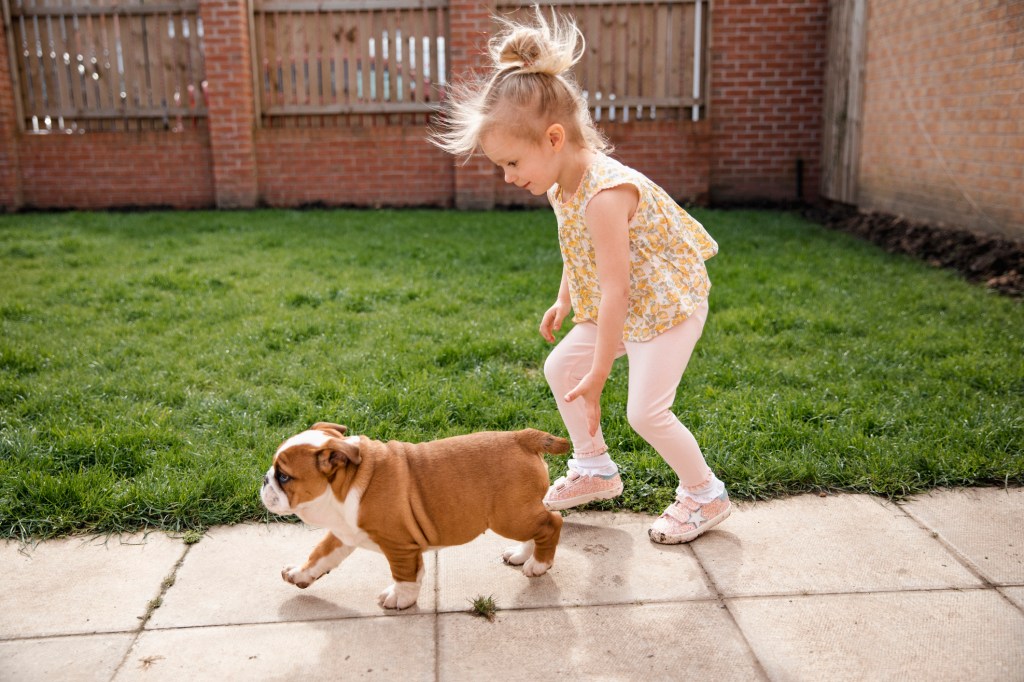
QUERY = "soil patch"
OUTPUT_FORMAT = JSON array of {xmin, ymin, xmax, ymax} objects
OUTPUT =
[{"xmin": 804, "ymin": 203, "xmax": 1024, "ymax": 297}]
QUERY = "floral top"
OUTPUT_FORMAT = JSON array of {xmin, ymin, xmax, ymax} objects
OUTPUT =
[{"xmin": 548, "ymin": 153, "xmax": 718, "ymax": 342}]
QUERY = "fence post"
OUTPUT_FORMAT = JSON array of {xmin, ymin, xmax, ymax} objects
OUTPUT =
[
  {"xmin": 200, "ymin": 0, "xmax": 259, "ymax": 208},
  {"xmin": 448, "ymin": 0, "xmax": 496, "ymax": 210},
  {"xmin": 0, "ymin": 2, "xmax": 22, "ymax": 211}
]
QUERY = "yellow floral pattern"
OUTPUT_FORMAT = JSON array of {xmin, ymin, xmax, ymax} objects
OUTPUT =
[{"xmin": 549, "ymin": 153, "xmax": 718, "ymax": 342}]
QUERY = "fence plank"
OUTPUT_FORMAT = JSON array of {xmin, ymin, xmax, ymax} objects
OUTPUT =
[
  {"xmin": 653, "ymin": 3, "xmax": 667, "ymax": 100},
  {"xmin": 668, "ymin": 3, "xmax": 683, "ymax": 107},
  {"xmin": 316, "ymin": 8, "xmax": 329, "ymax": 107},
  {"xmin": 618, "ymin": 2, "xmax": 634, "ymax": 109},
  {"xmin": 639, "ymin": 1, "xmax": 654, "ymax": 108},
  {"xmin": 678, "ymin": 2, "xmax": 693, "ymax": 108}
]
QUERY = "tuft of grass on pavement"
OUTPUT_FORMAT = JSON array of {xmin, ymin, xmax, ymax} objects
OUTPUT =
[
  {"xmin": 0, "ymin": 208, "xmax": 1021, "ymax": 540},
  {"xmin": 469, "ymin": 594, "xmax": 498, "ymax": 621}
]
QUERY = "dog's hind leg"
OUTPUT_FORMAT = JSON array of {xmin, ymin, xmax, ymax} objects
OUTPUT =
[
  {"xmin": 524, "ymin": 510, "xmax": 562, "ymax": 576},
  {"xmin": 502, "ymin": 510, "xmax": 562, "ymax": 577},
  {"xmin": 502, "ymin": 539, "xmax": 535, "ymax": 566}
]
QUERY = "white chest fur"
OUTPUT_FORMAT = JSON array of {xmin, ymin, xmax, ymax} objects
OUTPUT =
[{"xmin": 295, "ymin": 488, "xmax": 380, "ymax": 553}]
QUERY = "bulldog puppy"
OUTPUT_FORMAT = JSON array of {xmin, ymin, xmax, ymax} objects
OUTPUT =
[{"xmin": 261, "ymin": 422, "xmax": 570, "ymax": 610}]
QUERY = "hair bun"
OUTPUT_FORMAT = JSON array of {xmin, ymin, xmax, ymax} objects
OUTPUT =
[
  {"xmin": 497, "ymin": 30, "xmax": 545, "ymax": 72},
  {"xmin": 489, "ymin": 7, "xmax": 584, "ymax": 76}
]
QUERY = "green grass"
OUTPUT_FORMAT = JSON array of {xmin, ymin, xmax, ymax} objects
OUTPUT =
[{"xmin": 0, "ymin": 208, "xmax": 1021, "ymax": 540}]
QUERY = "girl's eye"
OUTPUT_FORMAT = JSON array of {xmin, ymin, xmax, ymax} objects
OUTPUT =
[
  {"xmin": 276, "ymin": 471, "xmax": 291, "ymax": 485},
  {"xmin": 507, "ymin": 161, "xmax": 517, "ymax": 168}
]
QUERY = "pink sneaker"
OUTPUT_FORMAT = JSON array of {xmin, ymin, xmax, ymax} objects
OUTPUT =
[
  {"xmin": 648, "ymin": 491, "xmax": 731, "ymax": 544},
  {"xmin": 543, "ymin": 470, "xmax": 623, "ymax": 511}
]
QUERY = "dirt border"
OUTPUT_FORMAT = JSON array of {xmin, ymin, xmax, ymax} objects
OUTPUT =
[{"xmin": 803, "ymin": 203, "xmax": 1024, "ymax": 297}]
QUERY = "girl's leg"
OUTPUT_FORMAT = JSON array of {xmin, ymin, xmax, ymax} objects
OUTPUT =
[
  {"xmin": 542, "ymin": 323, "xmax": 625, "ymax": 510},
  {"xmin": 623, "ymin": 301, "xmax": 713, "ymax": 490},
  {"xmin": 624, "ymin": 302, "xmax": 731, "ymax": 543},
  {"xmin": 543, "ymin": 322, "xmax": 616, "ymax": 460}
]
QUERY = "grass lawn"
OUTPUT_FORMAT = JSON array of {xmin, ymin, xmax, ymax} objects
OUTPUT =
[{"xmin": 0, "ymin": 208, "xmax": 1021, "ymax": 540}]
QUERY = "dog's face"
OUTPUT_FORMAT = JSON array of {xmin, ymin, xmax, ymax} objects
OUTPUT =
[{"xmin": 260, "ymin": 423, "xmax": 361, "ymax": 516}]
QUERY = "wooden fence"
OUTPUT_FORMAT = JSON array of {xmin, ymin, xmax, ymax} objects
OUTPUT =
[
  {"xmin": 2, "ymin": 0, "xmax": 207, "ymax": 132},
  {"xmin": 3, "ymin": 0, "xmax": 706, "ymax": 132},
  {"xmin": 251, "ymin": 0, "xmax": 448, "ymax": 128}
]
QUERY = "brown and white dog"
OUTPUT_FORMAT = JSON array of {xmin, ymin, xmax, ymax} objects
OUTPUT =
[{"xmin": 260, "ymin": 422, "xmax": 570, "ymax": 609}]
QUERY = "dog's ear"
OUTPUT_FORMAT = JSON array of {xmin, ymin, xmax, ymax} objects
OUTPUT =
[
  {"xmin": 311, "ymin": 422, "xmax": 348, "ymax": 437},
  {"xmin": 316, "ymin": 437, "xmax": 362, "ymax": 476}
]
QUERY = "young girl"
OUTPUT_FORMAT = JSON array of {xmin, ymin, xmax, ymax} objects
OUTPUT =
[{"xmin": 431, "ymin": 8, "xmax": 729, "ymax": 544}]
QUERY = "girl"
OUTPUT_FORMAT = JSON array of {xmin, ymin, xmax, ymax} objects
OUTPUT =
[{"xmin": 431, "ymin": 8, "xmax": 729, "ymax": 544}]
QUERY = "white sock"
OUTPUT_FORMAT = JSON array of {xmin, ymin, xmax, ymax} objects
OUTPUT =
[
  {"xmin": 677, "ymin": 473, "xmax": 725, "ymax": 504},
  {"xmin": 568, "ymin": 453, "xmax": 619, "ymax": 477}
]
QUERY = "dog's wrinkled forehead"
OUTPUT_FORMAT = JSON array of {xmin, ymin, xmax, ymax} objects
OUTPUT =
[{"xmin": 276, "ymin": 430, "xmax": 331, "ymax": 459}]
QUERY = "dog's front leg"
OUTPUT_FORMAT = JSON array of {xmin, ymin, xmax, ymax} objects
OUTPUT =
[
  {"xmin": 282, "ymin": 531, "xmax": 353, "ymax": 589},
  {"xmin": 378, "ymin": 549, "xmax": 424, "ymax": 610}
]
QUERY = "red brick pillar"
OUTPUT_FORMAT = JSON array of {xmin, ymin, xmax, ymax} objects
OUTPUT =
[
  {"xmin": 447, "ymin": 0, "xmax": 496, "ymax": 209},
  {"xmin": 200, "ymin": 0, "xmax": 258, "ymax": 208},
  {"xmin": 0, "ymin": 12, "xmax": 23, "ymax": 211}
]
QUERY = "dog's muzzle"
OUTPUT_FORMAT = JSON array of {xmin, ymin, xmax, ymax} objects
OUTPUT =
[{"xmin": 260, "ymin": 467, "xmax": 291, "ymax": 515}]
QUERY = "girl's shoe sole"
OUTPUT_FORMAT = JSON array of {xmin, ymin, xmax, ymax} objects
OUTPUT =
[
  {"xmin": 648, "ymin": 505, "xmax": 732, "ymax": 544},
  {"xmin": 543, "ymin": 482, "xmax": 624, "ymax": 511}
]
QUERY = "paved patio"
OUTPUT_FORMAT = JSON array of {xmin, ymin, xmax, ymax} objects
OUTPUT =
[{"xmin": 2, "ymin": 488, "xmax": 1022, "ymax": 680}]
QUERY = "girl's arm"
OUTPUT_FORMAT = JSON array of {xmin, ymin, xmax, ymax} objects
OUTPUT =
[
  {"xmin": 540, "ymin": 267, "xmax": 571, "ymax": 343},
  {"xmin": 564, "ymin": 184, "xmax": 637, "ymax": 435}
]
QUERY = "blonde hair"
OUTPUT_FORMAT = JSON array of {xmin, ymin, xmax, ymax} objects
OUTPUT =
[{"xmin": 430, "ymin": 6, "xmax": 610, "ymax": 159}]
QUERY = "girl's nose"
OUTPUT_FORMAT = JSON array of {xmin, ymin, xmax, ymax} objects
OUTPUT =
[{"xmin": 503, "ymin": 169, "xmax": 515, "ymax": 184}]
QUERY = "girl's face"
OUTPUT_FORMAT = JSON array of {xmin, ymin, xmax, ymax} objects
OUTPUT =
[{"xmin": 480, "ymin": 128, "xmax": 562, "ymax": 196}]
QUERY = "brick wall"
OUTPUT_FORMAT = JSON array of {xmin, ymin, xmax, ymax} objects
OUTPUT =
[
  {"xmin": 19, "ymin": 131, "xmax": 214, "ymax": 210},
  {"xmin": 0, "ymin": 0, "xmax": 828, "ymax": 212},
  {"xmin": 709, "ymin": 0, "xmax": 829, "ymax": 204},
  {"xmin": 256, "ymin": 125, "xmax": 453, "ymax": 208},
  {"xmin": 858, "ymin": 0, "xmax": 1024, "ymax": 237}
]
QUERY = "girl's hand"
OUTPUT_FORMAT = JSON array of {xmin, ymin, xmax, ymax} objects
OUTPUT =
[
  {"xmin": 539, "ymin": 301, "xmax": 569, "ymax": 343},
  {"xmin": 564, "ymin": 371, "xmax": 607, "ymax": 436}
]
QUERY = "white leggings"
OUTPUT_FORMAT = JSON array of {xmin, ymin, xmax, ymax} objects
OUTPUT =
[{"xmin": 543, "ymin": 301, "xmax": 713, "ymax": 490}]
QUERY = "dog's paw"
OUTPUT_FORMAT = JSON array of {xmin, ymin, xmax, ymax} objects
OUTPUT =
[
  {"xmin": 377, "ymin": 581, "xmax": 420, "ymax": 610},
  {"xmin": 502, "ymin": 540, "xmax": 534, "ymax": 566},
  {"xmin": 521, "ymin": 557, "xmax": 552, "ymax": 577},
  {"xmin": 281, "ymin": 565, "xmax": 320, "ymax": 589}
]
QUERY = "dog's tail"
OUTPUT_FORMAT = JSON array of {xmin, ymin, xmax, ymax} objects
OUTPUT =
[{"xmin": 516, "ymin": 428, "xmax": 571, "ymax": 456}]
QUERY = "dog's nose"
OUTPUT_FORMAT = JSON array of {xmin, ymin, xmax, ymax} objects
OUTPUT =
[{"xmin": 263, "ymin": 474, "xmax": 269, "ymax": 487}]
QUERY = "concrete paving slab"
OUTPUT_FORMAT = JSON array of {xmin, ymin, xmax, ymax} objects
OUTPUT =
[
  {"xmin": 434, "ymin": 511, "xmax": 713, "ymax": 612},
  {"xmin": 690, "ymin": 494, "xmax": 983, "ymax": 597},
  {"xmin": 0, "ymin": 533, "xmax": 184, "ymax": 638},
  {"xmin": 900, "ymin": 487, "xmax": 1024, "ymax": 585},
  {"xmin": 0, "ymin": 633, "xmax": 135, "ymax": 682},
  {"xmin": 1003, "ymin": 586, "xmax": 1024, "ymax": 611},
  {"xmin": 149, "ymin": 523, "xmax": 436, "ymax": 629},
  {"xmin": 729, "ymin": 589, "xmax": 1024, "ymax": 681},
  {"xmin": 117, "ymin": 616, "xmax": 436, "ymax": 681},
  {"xmin": 437, "ymin": 601, "xmax": 765, "ymax": 681}
]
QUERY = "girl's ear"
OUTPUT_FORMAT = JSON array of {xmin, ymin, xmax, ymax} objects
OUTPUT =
[{"xmin": 546, "ymin": 124, "xmax": 566, "ymax": 151}]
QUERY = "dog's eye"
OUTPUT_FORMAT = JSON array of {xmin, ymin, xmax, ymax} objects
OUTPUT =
[{"xmin": 276, "ymin": 471, "xmax": 292, "ymax": 485}]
